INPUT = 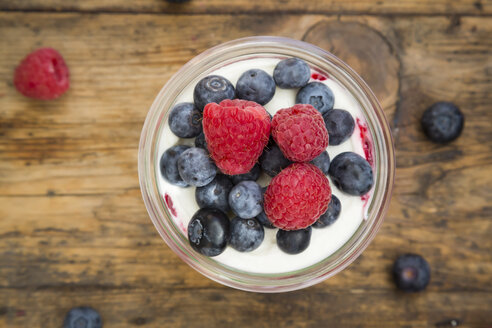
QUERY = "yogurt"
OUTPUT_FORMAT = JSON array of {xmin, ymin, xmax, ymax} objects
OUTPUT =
[{"xmin": 156, "ymin": 57, "xmax": 373, "ymax": 274}]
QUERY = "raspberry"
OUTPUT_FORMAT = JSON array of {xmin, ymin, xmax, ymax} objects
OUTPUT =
[
  {"xmin": 203, "ymin": 99, "xmax": 271, "ymax": 175},
  {"xmin": 272, "ymin": 104, "xmax": 328, "ymax": 162},
  {"xmin": 14, "ymin": 48, "xmax": 70, "ymax": 100},
  {"xmin": 264, "ymin": 163, "xmax": 331, "ymax": 230}
]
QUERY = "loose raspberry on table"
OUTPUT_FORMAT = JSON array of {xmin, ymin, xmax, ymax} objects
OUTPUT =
[
  {"xmin": 271, "ymin": 104, "xmax": 328, "ymax": 162},
  {"xmin": 14, "ymin": 48, "xmax": 70, "ymax": 100},
  {"xmin": 203, "ymin": 99, "xmax": 271, "ymax": 175},
  {"xmin": 264, "ymin": 163, "xmax": 332, "ymax": 230}
]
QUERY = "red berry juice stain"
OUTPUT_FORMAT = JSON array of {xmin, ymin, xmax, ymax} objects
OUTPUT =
[
  {"xmin": 178, "ymin": 221, "xmax": 187, "ymax": 235},
  {"xmin": 311, "ymin": 72, "xmax": 327, "ymax": 81},
  {"xmin": 361, "ymin": 193, "xmax": 370, "ymax": 208},
  {"xmin": 164, "ymin": 193, "xmax": 177, "ymax": 217},
  {"xmin": 356, "ymin": 118, "xmax": 374, "ymax": 167}
]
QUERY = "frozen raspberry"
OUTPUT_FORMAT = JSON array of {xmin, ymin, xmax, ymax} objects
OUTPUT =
[
  {"xmin": 271, "ymin": 104, "xmax": 328, "ymax": 162},
  {"xmin": 264, "ymin": 163, "xmax": 331, "ymax": 230},
  {"xmin": 203, "ymin": 99, "xmax": 271, "ymax": 175},
  {"xmin": 14, "ymin": 48, "xmax": 69, "ymax": 100}
]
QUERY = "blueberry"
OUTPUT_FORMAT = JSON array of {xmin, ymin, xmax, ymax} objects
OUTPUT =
[
  {"xmin": 194, "ymin": 131, "xmax": 208, "ymax": 151},
  {"xmin": 393, "ymin": 254, "xmax": 431, "ymax": 292},
  {"xmin": 228, "ymin": 181, "xmax": 263, "ymax": 219},
  {"xmin": 276, "ymin": 227, "xmax": 312, "ymax": 255},
  {"xmin": 421, "ymin": 102, "xmax": 464, "ymax": 143},
  {"xmin": 312, "ymin": 195, "xmax": 341, "ymax": 228},
  {"xmin": 259, "ymin": 143, "xmax": 292, "ymax": 177},
  {"xmin": 177, "ymin": 147, "xmax": 217, "ymax": 187},
  {"xmin": 63, "ymin": 307, "xmax": 102, "ymax": 328},
  {"xmin": 310, "ymin": 150, "xmax": 330, "ymax": 175},
  {"xmin": 323, "ymin": 109, "xmax": 355, "ymax": 145},
  {"xmin": 236, "ymin": 69, "xmax": 276, "ymax": 105},
  {"xmin": 160, "ymin": 145, "xmax": 190, "ymax": 187},
  {"xmin": 329, "ymin": 152, "xmax": 373, "ymax": 196},
  {"xmin": 193, "ymin": 75, "xmax": 235, "ymax": 111},
  {"xmin": 256, "ymin": 211, "xmax": 275, "ymax": 229},
  {"xmin": 256, "ymin": 187, "xmax": 275, "ymax": 229},
  {"xmin": 296, "ymin": 82, "xmax": 334, "ymax": 115},
  {"xmin": 273, "ymin": 57, "xmax": 311, "ymax": 89},
  {"xmin": 230, "ymin": 163, "xmax": 261, "ymax": 184},
  {"xmin": 188, "ymin": 208, "xmax": 230, "ymax": 257},
  {"xmin": 195, "ymin": 174, "xmax": 233, "ymax": 212},
  {"xmin": 229, "ymin": 217, "xmax": 265, "ymax": 252},
  {"xmin": 168, "ymin": 102, "xmax": 202, "ymax": 138}
]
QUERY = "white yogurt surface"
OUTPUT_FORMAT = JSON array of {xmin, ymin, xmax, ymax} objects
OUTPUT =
[{"xmin": 156, "ymin": 57, "xmax": 372, "ymax": 274}]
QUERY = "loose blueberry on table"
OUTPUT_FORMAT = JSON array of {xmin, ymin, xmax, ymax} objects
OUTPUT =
[
  {"xmin": 421, "ymin": 101, "xmax": 464, "ymax": 143},
  {"xmin": 393, "ymin": 254, "xmax": 431, "ymax": 292},
  {"xmin": 63, "ymin": 307, "xmax": 102, "ymax": 328},
  {"xmin": 160, "ymin": 56, "xmax": 375, "ymax": 259}
]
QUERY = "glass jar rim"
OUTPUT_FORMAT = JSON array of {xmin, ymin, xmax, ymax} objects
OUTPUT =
[{"xmin": 138, "ymin": 36, "xmax": 395, "ymax": 293}]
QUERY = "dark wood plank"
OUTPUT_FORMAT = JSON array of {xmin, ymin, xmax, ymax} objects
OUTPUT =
[
  {"xmin": 0, "ymin": 0, "xmax": 491, "ymax": 15},
  {"xmin": 0, "ymin": 12, "xmax": 491, "ymax": 328}
]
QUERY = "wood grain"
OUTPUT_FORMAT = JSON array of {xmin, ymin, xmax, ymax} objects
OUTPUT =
[
  {"xmin": 0, "ymin": 0, "xmax": 491, "ymax": 15},
  {"xmin": 0, "ymin": 9, "xmax": 491, "ymax": 328}
]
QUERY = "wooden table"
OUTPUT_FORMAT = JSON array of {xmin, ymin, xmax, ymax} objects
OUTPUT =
[{"xmin": 1, "ymin": 1, "xmax": 491, "ymax": 327}]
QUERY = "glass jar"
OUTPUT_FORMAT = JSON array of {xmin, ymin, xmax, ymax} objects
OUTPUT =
[{"xmin": 138, "ymin": 36, "xmax": 395, "ymax": 292}]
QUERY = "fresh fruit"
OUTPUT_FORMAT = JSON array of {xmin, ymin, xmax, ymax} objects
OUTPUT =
[
  {"xmin": 310, "ymin": 150, "xmax": 330, "ymax": 175},
  {"xmin": 296, "ymin": 82, "xmax": 334, "ymax": 115},
  {"xmin": 323, "ymin": 109, "xmax": 355, "ymax": 145},
  {"xmin": 276, "ymin": 227, "xmax": 312, "ymax": 255},
  {"xmin": 228, "ymin": 180, "xmax": 263, "ymax": 219},
  {"xmin": 195, "ymin": 174, "xmax": 233, "ymax": 212},
  {"xmin": 329, "ymin": 152, "xmax": 373, "ymax": 196},
  {"xmin": 236, "ymin": 69, "xmax": 276, "ymax": 105},
  {"xmin": 230, "ymin": 163, "xmax": 261, "ymax": 184},
  {"xmin": 421, "ymin": 102, "xmax": 464, "ymax": 143},
  {"xmin": 393, "ymin": 254, "xmax": 431, "ymax": 292},
  {"xmin": 272, "ymin": 104, "xmax": 328, "ymax": 162},
  {"xmin": 203, "ymin": 99, "xmax": 270, "ymax": 175},
  {"xmin": 63, "ymin": 307, "xmax": 102, "ymax": 328},
  {"xmin": 256, "ymin": 187, "xmax": 275, "ymax": 229},
  {"xmin": 256, "ymin": 211, "xmax": 275, "ymax": 229},
  {"xmin": 312, "ymin": 194, "xmax": 341, "ymax": 228},
  {"xmin": 273, "ymin": 57, "xmax": 310, "ymax": 89},
  {"xmin": 229, "ymin": 217, "xmax": 265, "ymax": 252},
  {"xmin": 188, "ymin": 208, "xmax": 230, "ymax": 256},
  {"xmin": 264, "ymin": 163, "xmax": 331, "ymax": 230},
  {"xmin": 14, "ymin": 48, "xmax": 69, "ymax": 100},
  {"xmin": 259, "ymin": 143, "xmax": 292, "ymax": 177},
  {"xmin": 168, "ymin": 102, "xmax": 202, "ymax": 138},
  {"xmin": 177, "ymin": 147, "xmax": 217, "ymax": 187},
  {"xmin": 160, "ymin": 145, "xmax": 190, "ymax": 187},
  {"xmin": 194, "ymin": 131, "xmax": 208, "ymax": 151},
  {"xmin": 193, "ymin": 75, "xmax": 235, "ymax": 111}
]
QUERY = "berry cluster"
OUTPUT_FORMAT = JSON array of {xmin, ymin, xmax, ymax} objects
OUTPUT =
[{"xmin": 161, "ymin": 57, "xmax": 374, "ymax": 257}]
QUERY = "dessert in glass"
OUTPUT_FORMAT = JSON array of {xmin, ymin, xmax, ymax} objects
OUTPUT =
[{"xmin": 139, "ymin": 36, "xmax": 395, "ymax": 292}]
